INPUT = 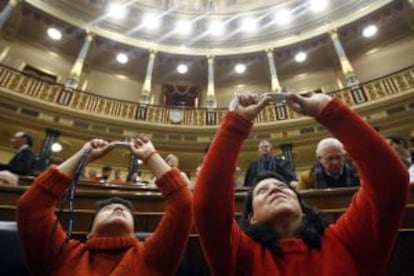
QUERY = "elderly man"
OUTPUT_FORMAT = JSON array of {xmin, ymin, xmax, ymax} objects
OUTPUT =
[
  {"xmin": 244, "ymin": 139, "xmax": 297, "ymax": 187},
  {"xmin": 309, "ymin": 137, "xmax": 359, "ymax": 188}
]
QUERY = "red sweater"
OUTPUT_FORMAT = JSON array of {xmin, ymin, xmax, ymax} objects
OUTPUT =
[
  {"xmin": 17, "ymin": 167, "xmax": 192, "ymax": 275},
  {"xmin": 193, "ymin": 99, "xmax": 409, "ymax": 276}
]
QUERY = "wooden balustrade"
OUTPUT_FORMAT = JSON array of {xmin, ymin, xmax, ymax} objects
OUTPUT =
[{"xmin": 1, "ymin": 64, "xmax": 413, "ymax": 126}]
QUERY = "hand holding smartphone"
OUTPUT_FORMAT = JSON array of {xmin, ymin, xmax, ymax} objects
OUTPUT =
[
  {"xmin": 113, "ymin": 141, "xmax": 130, "ymax": 148},
  {"xmin": 269, "ymin": 87, "xmax": 290, "ymax": 104}
]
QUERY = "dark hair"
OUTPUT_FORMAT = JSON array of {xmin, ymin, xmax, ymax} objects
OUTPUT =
[
  {"xmin": 387, "ymin": 135, "xmax": 407, "ymax": 148},
  {"xmin": 88, "ymin": 197, "xmax": 134, "ymax": 232},
  {"xmin": 23, "ymin": 132, "xmax": 33, "ymax": 147},
  {"xmin": 239, "ymin": 171, "xmax": 328, "ymax": 257},
  {"xmin": 102, "ymin": 165, "xmax": 112, "ymax": 172}
]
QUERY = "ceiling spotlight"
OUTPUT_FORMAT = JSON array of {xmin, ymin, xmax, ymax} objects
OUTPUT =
[
  {"xmin": 107, "ymin": 3, "xmax": 127, "ymax": 19},
  {"xmin": 51, "ymin": 142, "xmax": 62, "ymax": 153},
  {"xmin": 362, "ymin": 24, "xmax": 378, "ymax": 38},
  {"xmin": 310, "ymin": 0, "xmax": 328, "ymax": 12},
  {"xmin": 175, "ymin": 19, "xmax": 192, "ymax": 35},
  {"xmin": 295, "ymin": 52, "xmax": 307, "ymax": 63},
  {"xmin": 234, "ymin": 64, "xmax": 246, "ymax": 74},
  {"xmin": 209, "ymin": 21, "xmax": 225, "ymax": 36},
  {"xmin": 274, "ymin": 9, "xmax": 292, "ymax": 26},
  {"xmin": 177, "ymin": 64, "xmax": 188, "ymax": 74},
  {"xmin": 142, "ymin": 13, "xmax": 161, "ymax": 30},
  {"xmin": 116, "ymin": 53, "xmax": 129, "ymax": 64},
  {"xmin": 47, "ymin": 27, "xmax": 62, "ymax": 40},
  {"xmin": 241, "ymin": 18, "xmax": 257, "ymax": 32}
]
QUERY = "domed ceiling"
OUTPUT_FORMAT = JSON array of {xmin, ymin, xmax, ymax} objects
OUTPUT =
[{"xmin": 24, "ymin": 0, "xmax": 397, "ymax": 55}]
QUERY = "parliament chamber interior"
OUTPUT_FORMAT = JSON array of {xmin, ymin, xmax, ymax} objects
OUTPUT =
[{"xmin": 0, "ymin": 0, "xmax": 413, "ymax": 275}]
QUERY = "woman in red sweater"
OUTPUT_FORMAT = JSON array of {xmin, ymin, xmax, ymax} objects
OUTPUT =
[
  {"xmin": 193, "ymin": 92, "xmax": 409, "ymax": 275},
  {"xmin": 17, "ymin": 137, "xmax": 192, "ymax": 275}
]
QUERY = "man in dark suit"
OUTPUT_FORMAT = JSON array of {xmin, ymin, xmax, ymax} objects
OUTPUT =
[
  {"xmin": 244, "ymin": 139, "xmax": 297, "ymax": 187},
  {"xmin": 0, "ymin": 132, "xmax": 36, "ymax": 176}
]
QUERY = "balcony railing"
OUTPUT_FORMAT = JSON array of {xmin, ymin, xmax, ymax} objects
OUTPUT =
[{"xmin": 0, "ymin": 64, "xmax": 413, "ymax": 126}]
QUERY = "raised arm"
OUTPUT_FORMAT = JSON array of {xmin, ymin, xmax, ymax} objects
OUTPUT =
[
  {"xmin": 193, "ymin": 94, "xmax": 271, "ymax": 275},
  {"xmin": 128, "ymin": 137, "xmax": 192, "ymax": 274},
  {"xmin": 16, "ymin": 139, "xmax": 114, "ymax": 275},
  {"xmin": 286, "ymin": 93, "xmax": 409, "ymax": 274}
]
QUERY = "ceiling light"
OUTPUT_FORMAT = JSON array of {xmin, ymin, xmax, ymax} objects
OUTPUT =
[
  {"xmin": 107, "ymin": 3, "xmax": 127, "ymax": 19},
  {"xmin": 47, "ymin": 28, "xmax": 62, "ymax": 40},
  {"xmin": 274, "ymin": 10, "xmax": 292, "ymax": 26},
  {"xmin": 310, "ymin": 0, "xmax": 328, "ymax": 12},
  {"xmin": 362, "ymin": 25, "xmax": 378, "ymax": 38},
  {"xmin": 51, "ymin": 142, "xmax": 62, "ymax": 153},
  {"xmin": 234, "ymin": 64, "xmax": 246, "ymax": 74},
  {"xmin": 177, "ymin": 64, "xmax": 188, "ymax": 74},
  {"xmin": 175, "ymin": 19, "xmax": 192, "ymax": 35},
  {"xmin": 209, "ymin": 21, "xmax": 225, "ymax": 36},
  {"xmin": 116, "ymin": 53, "xmax": 129, "ymax": 64},
  {"xmin": 241, "ymin": 18, "xmax": 257, "ymax": 32},
  {"xmin": 295, "ymin": 52, "xmax": 307, "ymax": 63},
  {"xmin": 142, "ymin": 14, "xmax": 161, "ymax": 30}
]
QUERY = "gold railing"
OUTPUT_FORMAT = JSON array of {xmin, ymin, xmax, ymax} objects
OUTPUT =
[{"xmin": 0, "ymin": 64, "xmax": 413, "ymax": 126}]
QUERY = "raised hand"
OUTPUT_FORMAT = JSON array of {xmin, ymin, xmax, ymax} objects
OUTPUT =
[
  {"xmin": 128, "ymin": 137, "xmax": 156, "ymax": 162},
  {"xmin": 285, "ymin": 92, "xmax": 332, "ymax": 118},
  {"xmin": 58, "ymin": 138, "xmax": 115, "ymax": 176},
  {"xmin": 81, "ymin": 139, "xmax": 115, "ymax": 164},
  {"xmin": 229, "ymin": 92, "xmax": 272, "ymax": 121}
]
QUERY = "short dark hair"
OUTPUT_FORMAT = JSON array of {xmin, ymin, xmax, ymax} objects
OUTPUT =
[
  {"xmin": 387, "ymin": 135, "xmax": 407, "ymax": 148},
  {"xmin": 88, "ymin": 197, "xmax": 134, "ymax": 232},
  {"xmin": 95, "ymin": 197, "xmax": 133, "ymax": 213},
  {"xmin": 23, "ymin": 132, "xmax": 33, "ymax": 147},
  {"xmin": 102, "ymin": 165, "xmax": 112, "ymax": 172},
  {"xmin": 239, "ymin": 171, "xmax": 328, "ymax": 257}
]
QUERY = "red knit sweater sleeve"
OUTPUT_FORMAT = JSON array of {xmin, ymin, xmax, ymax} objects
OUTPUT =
[
  {"xmin": 143, "ymin": 168, "xmax": 192, "ymax": 275},
  {"xmin": 16, "ymin": 165, "xmax": 74, "ymax": 275},
  {"xmin": 316, "ymin": 99, "xmax": 409, "ymax": 274},
  {"xmin": 193, "ymin": 112, "xmax": 252, "ymax": 276}
]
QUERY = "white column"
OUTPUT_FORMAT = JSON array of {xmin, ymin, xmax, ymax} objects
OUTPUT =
[
  {"xmin": 330, "ymin": 29, "xmax": 359, "ymax": 87},
  {"xmin": 206, "ymin": 55, "xmax": 216, "ymax": 108},
  {"xmin": 0, "ymin": 0, "xmax": 18, "ymax": 30},
  {"xmin": 65, "ymin": 32, "xmax": 94, "ymax": 90},
  {"xmin": 266, "ymin": 49, "xmax": 281, "ymax": 91},
  {"xmin": 140, "ymin": 50, "xmax": 157, "ymax": 104}
]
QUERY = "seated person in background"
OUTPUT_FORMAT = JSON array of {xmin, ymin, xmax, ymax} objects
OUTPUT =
[
  {"xmin": 16, "ymin": 137, "xmax": 192, "ymax": 275},
  {"xmin": 308, "ymin": 137, "xmax": 359, "ymax": 188},
  {"xmin": 193, "ymin": 92, "xmax": 409, "ymax": 275},
  {"xmin": 234, "ymin": 166, "xmax": 244, "ymax": 188},
  {"xmin": 386, "ymin": 135, "xmax": 412, "ymax": 168},
  {"xmin": 88, "ymin": 169, "xmax": 99, "ymax": 182},
  {"xmin": 0, "ymin": 170, "xmax": 19, "ymax": 186},
  {"xmin": 0, "ymin": 131, "xmax": 36, "ymax": 176},
  {"xmin": 165, "ymin": 154, "xmax": 191, "ymax": 186},
  {"xmin": 244, "ymin": 139, "xmax": 297, "ymax": 187},
  {"xmin": 98, "ymin": 165, "xmax": 112, "ymax": 183},
  {"xmin": 127, "ymin": 171, "xmax": 142, "ymax": 184},
  {"xmin": 112, "ymin": 169, "xmax": 125, "ymax": 185}
]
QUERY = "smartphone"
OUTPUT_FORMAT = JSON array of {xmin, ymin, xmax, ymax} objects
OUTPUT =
[
  {"xmin": 113, "ymin": 141, "xmax": 130, "ymax": 148},
  {"xmin": 269, "ymin": 92, "xmax": 287, "ymax": 104}
]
